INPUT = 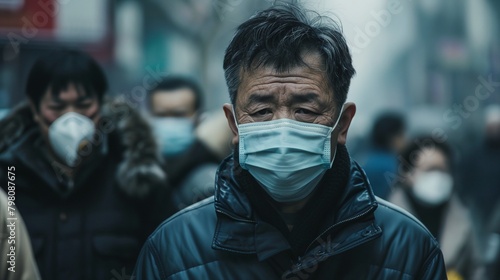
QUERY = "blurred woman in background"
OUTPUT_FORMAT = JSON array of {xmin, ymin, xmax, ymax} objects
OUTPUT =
[{"xmin": 389, "ymin": 136, "xmax": 477, "ymax": 279}]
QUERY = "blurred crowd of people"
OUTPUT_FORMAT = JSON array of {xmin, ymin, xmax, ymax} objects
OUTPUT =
[
  {"xmin": 0, "ymin": 47, "xmax": 499, "ymax": 279},
  {"xmin": 359, "ymin": 108, "xmax": 500, "ymax": 279},
  {"xmin": 0, "ymin": 49, "xmax": 232, "ymax": 280}
]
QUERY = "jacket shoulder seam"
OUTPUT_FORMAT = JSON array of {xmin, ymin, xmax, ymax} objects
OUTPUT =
[
  {"xmin": 151, "ymin": 197, "xmax": 214, "ymax": 237},
  {"xmin": 376, "ymin": 198, "xmax": 437, "ymax": 240}
]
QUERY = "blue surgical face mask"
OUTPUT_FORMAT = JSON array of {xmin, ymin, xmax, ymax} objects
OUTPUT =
[
  {"xmin": 235, "ymin": 105, "xmax": 344, "ymax": 203},
  {"xmin": 153, "ymin": 117, "xmax": 195, "ymax": 156}
]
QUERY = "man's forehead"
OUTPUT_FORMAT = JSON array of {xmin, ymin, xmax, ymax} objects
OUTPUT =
[
  {"xmin": 247, "ymin": 50, "xmax": 325, "ymax": 73},
  {"xmin": 238, "ymin": 55, "xmax": 332, "ymax": 99},
  {"xmin": 243, "ymin": 50, "xmax": 327, "ymax": 80},
  {"xmin": 415, "ymin": 148, "xmax": 447, "ymax": 167},
  {"xmin": 152, "ymin": 89, "xmax": 196, "ymax": 103},
  {"xmin": 151, "ymin": 89, "xmax": 196, "ymax": 111},
  {"xmin": 45, "ymin": 85, "xmax": 94, "ymax": 102}
]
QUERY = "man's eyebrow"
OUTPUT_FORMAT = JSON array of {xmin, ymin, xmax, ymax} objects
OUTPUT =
[
  {"xmin": 289, "ymin": 92, "xmax": 320, "ymax": 104},
  {"xmin": 247, "ymin": 92, "xmax": 276, "ymax": 104},
  {"xmin": 48, "ymin": 91, "xmax": 94, "ymax": 103}
]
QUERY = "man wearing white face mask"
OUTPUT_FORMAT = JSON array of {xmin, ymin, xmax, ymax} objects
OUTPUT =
[
  {"xmin": 0, "ymin": 49, "xmax": 172, "ymax": 280},
  {"xmin": 134, "ymin": 4, "xmax": 446, "ymax": 279},
  {"xmin": 389, "ymin": 136, "xmax": 477, "ymax": 279},
  {"xmin": 148, "ymin": 76, "xmax": 226, "ymax": 211}
]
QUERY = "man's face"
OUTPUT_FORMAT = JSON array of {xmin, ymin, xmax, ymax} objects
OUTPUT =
[
  {"xmin": 391, "ymin": 132, "xmax": 407, "ymax": 154},
  {"xmin": 150, "ymin": 88, "xmax": 197, "ymax": 120},
  {"xmin": 223, "ymin": 51, "xmax": 356, "ymax": 157},
  {"xmin": 32, "ymin": 83, "xmax": 100, "ymax": 141}
]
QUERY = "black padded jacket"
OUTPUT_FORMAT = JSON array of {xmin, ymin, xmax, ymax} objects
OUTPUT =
[{"xmin": 134, "ymin": 155, "xmax": 447, "ymax": 279}]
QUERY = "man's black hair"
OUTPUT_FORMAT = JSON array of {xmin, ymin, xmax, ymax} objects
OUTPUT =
[
  {"xmin": 26, "ymin": 49, "xmax": 108, "ymax": 110},
  {"xmin": 371, "ymin": 112, "xmax": 406, "ymax": 150},
  {"xmin": 400, "ymin": 136, "xmax": 453, "ymax": 173},
  {"xmin": 223, "ymin": 3, "xmax": 355, "ymax": 109},
  {"xmin": 149, "ymin": 76, "xmax": 203, "ymax": 111}
]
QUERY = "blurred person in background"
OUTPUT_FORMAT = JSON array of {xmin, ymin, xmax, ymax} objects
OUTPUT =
[
  {"xmin": 389, "ymin": 136, "xmax": 476, "ymax": 279},
  {"xmin": 479, "ymin": 202, "xmax": 500, "ymax": 280},
  {"xmin": 362, "ymin": 112, "xmax": 406, "ymax": 199},
  {"xmin": 1, "ymin": 188, "xmax": 41, "ymax": 280},
  {"xmin": 458, "ymin": 104, "xmax": 500, "ymax": 227},
  {"xmin": 134, "ymin": 4, "xmax": 446, "ymax": 279},
  {"xmin": 0, "ymin": 49, "xmax": 172, "ymax": 280},
  {"xmin": 148, "ymin": 76, "xmax": 224, "ymax": 211},
  {"xmin": 458, "ymin": 104, "xmax": 500, "ymax": 280}
]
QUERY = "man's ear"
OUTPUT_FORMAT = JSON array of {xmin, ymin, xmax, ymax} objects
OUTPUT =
[
  {"xmin": 223, "ymin": 103, "xmax": 239, "ymax": 145},
  {"xmin": 336, "ymin": 102, "xmax": 356, "ymax": 145},
  {"xmin": 28, "ymin": 100, "xmax": 40, "ymax": 123}
]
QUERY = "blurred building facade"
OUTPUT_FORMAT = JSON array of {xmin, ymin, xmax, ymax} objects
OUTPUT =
[{"xmin": 0, "ymin": 0, "xmax": 276, "ymax": 112}]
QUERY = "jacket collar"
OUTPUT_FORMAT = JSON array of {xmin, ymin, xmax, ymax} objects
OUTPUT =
[{"xmin": 212, "ymin": 154, "xmax": 380, "ymax": 261}]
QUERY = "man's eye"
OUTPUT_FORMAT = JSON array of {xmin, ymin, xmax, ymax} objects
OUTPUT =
[
  {"xmin": 296, "ymin": 108, "xmax": 317, "ymax": 115},
  {"xmin": 253, "ymin": 109, "xmax": 272, "ymax": 116}
]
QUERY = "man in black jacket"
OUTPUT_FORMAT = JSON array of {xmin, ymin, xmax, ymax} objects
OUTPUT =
[
  {"xmin": 0, "ymin": 49, "xmax": 172, "ymax": 280},
  {"xmin": 133, "ymin": 4, "xmax": 447, "ymax": 279}
]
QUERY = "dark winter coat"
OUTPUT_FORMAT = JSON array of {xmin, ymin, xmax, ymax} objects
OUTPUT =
[
  {"xmin": 0, "ymin": 100, "xmax": 173, "ymax": 280},
  {"xmin": 164, "ymin": 139, "xmax": 220, "ymax": 211},
  {"xmin": 133, "ymin": 154, "xmax": 447, "ymax": 279}
]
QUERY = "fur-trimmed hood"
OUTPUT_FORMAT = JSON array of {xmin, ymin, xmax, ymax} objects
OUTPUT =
[{"xmin": 0, "ymin": 98, "xmax": 166, "ymax": 198}]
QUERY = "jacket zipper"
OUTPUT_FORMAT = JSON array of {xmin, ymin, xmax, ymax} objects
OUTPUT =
[
  {"xmin": 288, "ymin": 229, "xmax": 380, "ymax": 275},
  {"xmin": 216, "ymin": 204, "xmax": 376, "ymax": 253},
  {"xmin": 304, "ymin": 205, "xmax": 376, "ymax": 253}
]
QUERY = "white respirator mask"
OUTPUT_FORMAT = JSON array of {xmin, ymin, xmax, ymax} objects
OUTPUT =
[
  {"xmin": 48, "ymin": 112, "xmax": 96, "ymax": 167},
  {"xmin": 412, "ymin": 171, "xmax": 453, "ymax": 206}
]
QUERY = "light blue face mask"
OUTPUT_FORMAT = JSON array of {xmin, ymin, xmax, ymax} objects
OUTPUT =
[
  {"xmin": 153, "ymin": 117, "xmax": 195, "ymax": 156},
  {"xmin": 235, "ymin": 105, "xmax": 344, "ymax": 203}
]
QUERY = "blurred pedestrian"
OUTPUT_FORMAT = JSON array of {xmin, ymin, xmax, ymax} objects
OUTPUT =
[
  {"xmin": 148, "ymin": 76, "xmax": 221, "ymax": 210},
  {"xmin": 457, "ymin": 104, "xmax": 500, "ymax": 275},
  {"xmin": 133, "ymin": 4, "xmax": 446, "ymax": 279},
  {"xmin": 480, "ymin": 202, "xmax": 500, "ymax": 280},
  {"xmin": 362, "ymin": 111, "xmax": 406, "ymax": 199},
  {"xmin": 0, "ymin": 49, "xmax": 171, "ymax": 280},
  {"xmin": 1, "ymin": 188, "xmax": 41, "ymax": 280},
  {"xmin": 389, "ymin": 136, "xmax": 476, "ymax": 279},
  {"xmin": 458, "ymin": 104, "xmax": 500, "ymax": 226}
]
